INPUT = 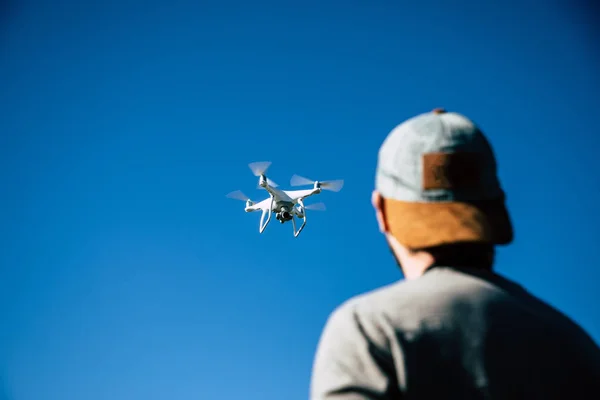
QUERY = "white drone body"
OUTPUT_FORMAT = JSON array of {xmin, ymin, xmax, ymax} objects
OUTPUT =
[{"xmin": 226, "ymin": 161, "xmax": 344, "ymax": 237}]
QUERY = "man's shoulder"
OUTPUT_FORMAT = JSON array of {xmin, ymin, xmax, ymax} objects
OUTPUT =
[
  {"xmin": 333, "ymin": 267, "xmax": 480, "ymax": 316},
  {"xmin": 340, "ymin": 279, "xmax": 417, "ymax": 311},
  {"xmin": 326, "ymin": 275, "xmax": 440, "ymax": 329},
  {"xmin": 324, "ymin": 266, "xmax": 519, "ymax": 338},
  {"xmin": 329, "ymin": 267, "xmax": 600, "ymax": 349}
]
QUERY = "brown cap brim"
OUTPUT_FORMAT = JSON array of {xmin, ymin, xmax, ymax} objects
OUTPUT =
[{"xmin": 382, "ymin": 197, "xmax": 513, "ymax": 249}]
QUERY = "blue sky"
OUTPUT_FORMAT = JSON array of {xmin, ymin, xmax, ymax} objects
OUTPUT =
[{"xmin": 1, "ymin": 1, "xmax": 599, "ymax": 399}]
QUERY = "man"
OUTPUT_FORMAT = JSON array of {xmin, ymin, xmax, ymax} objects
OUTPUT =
[{"xmin": 309, "ymin": 109, "xmax": 600, "ymax": 399}]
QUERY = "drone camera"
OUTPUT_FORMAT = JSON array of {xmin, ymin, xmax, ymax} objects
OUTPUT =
[
  {"xmin": 279, "ymin": 206, "xmax": 292, "ymax": 220},
  {"xmin": 276, "ymin": 206, "xmax": 293, "ymax": 223}
]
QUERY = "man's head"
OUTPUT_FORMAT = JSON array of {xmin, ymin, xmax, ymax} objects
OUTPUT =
[{"xmin": 372, "ymin": 108, "xmax": 513, "ymax": 279}]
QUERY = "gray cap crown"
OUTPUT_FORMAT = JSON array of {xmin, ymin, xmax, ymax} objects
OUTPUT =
[{"xmin": 376, "ymin": 110, "xmax": 505, "ymax": 203}]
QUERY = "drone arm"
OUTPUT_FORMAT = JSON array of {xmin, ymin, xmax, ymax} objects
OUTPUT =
[
  {"xmin": 245, "ymin": 204, "xmax": 260, "ymax": 212},
  {"xmin": 299, "ymin": 188, "xmax": 321, "ymax": 201},
  {"xmin": 261, "ymin": 182, "xmax": 281, "ymax": 199}
]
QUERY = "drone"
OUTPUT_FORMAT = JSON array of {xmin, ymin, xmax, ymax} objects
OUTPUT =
[{"xmin": 226, "ymin": 161, "xmax": 344, "ymax": 237}]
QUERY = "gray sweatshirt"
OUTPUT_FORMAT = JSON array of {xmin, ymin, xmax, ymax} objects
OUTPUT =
[{"xmin": 310, "ymin": 265, "xmax": 600, "ymax": 399}]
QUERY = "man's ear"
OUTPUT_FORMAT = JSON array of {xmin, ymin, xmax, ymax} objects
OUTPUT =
[{"xmin": 371, "ymin": 190, "xmax": 388, "ymax": 233}]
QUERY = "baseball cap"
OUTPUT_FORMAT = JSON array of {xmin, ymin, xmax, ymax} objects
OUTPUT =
[{"xmin": 375, "ymin": 108, "xmax": 513, "ymax": 249}]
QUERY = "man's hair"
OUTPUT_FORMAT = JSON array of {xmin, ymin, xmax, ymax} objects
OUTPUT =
[{"xmin": 418, "ymin": 242, "xmax": 495, "ymax": 270}]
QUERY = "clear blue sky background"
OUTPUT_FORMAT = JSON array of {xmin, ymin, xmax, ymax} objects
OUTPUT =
[{"xmin": 1, "ymin": 1, "xmax": 599, "ymax": 399}]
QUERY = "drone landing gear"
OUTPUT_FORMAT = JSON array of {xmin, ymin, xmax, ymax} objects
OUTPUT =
[
  {"xmin": 259, "ymin": 195, "xmax": 275, "ymax": 233},
  {"xmin": 291, "ymin": 215, "xmax": 307, "ymax": 237},
  {"xmin": 292, "ymin": 198, "xmax": 307, "ymax": 237}
]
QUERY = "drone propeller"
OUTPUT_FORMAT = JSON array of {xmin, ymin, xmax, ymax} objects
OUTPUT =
[
  {"xmin": 304, "ymin": 202, "xmax": 326, "ymax": 211},
  {"xmin": 290, "ymin": 174, "xmax": 344, "ymax": 192},
  {"xmin": 249, "ymin": 161, "xmax": 271, "ymax": 176},
  {"xmin": 226, "ymin": 190, "xmax": 251, "ymax": 201},
  {"xmin": 249, "ymin": 161, "xmax": 278, "ymax": 187}
]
